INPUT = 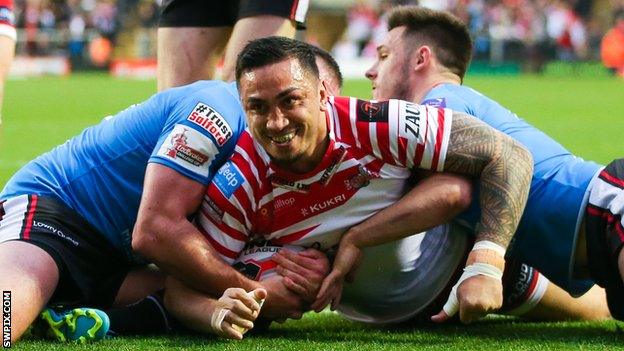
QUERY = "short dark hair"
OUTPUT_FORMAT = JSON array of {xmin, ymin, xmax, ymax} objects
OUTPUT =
[
  {"xmin": 235, "ymin": 36, "xmax": 319, "ymax": 84},
  {"xmin": 309, "ymin": 45, "xmax": 343, "ymax": 88},
  {"xmin": 388, "ymin": 6, "xmax": 472, "ymax": 79}
]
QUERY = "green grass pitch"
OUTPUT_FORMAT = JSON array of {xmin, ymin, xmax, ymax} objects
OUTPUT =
[{"xmin": 2, "ymin": 73, "xmax": 624, "ymax": 350}]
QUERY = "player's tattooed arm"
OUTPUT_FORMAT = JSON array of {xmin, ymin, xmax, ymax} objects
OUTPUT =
[{"xmin": 443, "ymin": 112, "xmax": 533, "ymax": 248}]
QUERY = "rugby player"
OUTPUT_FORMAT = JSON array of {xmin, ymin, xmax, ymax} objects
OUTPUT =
[
  {"xmin": 0, "ymin": 80, "xmax": 289, "ymax": 343},
  {"xmin": 87, "ymin": 41, "xmax": 606, "ymax": 341},
  {"xmin": 160, "ymin": 35, "xmax": 535, "ymax": 331},
  {"xmin": 158, "ymin": 0, "xmax": 309, "ymax": 89},
  {"xmin": 357, "ymin": 5, "xmax": 619, "ymax": 322}
]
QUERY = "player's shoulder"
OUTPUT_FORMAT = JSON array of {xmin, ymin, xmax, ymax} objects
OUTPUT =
[{"xmin": 422, "ymin": 84, "xmax": 477, "ymax": 109}]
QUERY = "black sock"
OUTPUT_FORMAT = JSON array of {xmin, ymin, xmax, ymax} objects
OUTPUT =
[{"xmin": 106, "ymin": 290, "xmax": 173, "ymax": 336}]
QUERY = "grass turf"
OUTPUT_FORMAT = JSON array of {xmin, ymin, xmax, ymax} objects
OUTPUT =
[{"xmin": 2, "ymin": 73, "xmax": 624, "ymax": 349}]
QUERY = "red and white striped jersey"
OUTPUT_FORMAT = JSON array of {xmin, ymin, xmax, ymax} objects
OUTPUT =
[
  {"xmin": 0, "ymin": 0, "xmax": 15, "ymax": 40},
  {"xmin": 196, "ymin": 96, "xmax": 453, "ymax": 263}
]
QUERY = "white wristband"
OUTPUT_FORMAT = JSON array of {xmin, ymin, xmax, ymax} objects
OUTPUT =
[
  {"xmin": 472, "ymin": 240, "xmax": 506, "ymax": 256},
  {"xmin": 442, "ymin": 262, "xmax": 504, "ymax": 317},
  {"xmin": 210, "ymin": 308, "xmax": 229, "ymax": 333}
]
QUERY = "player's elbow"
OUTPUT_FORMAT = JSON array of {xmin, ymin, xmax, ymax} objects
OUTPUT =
[
  {"xmin": 445, "ymin": 175, "xmax": 473, "ymax": 214},
  {"xmin": 132, "ymin": 219, "xmax": 163, "ymax": 260}
]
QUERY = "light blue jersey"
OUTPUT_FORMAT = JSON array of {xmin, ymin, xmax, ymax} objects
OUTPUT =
[
  {"xmin": 1, "ymin": 81, "xmax": 246, "ymax": 261},
  {"xmin": 422, "ymin": 83, "xmax": 601, "ymax": 295}
]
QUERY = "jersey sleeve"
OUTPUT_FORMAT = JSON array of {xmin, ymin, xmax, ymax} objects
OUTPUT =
[
  {"xmin": 149, "ymin": 84, "xmax": 245, "ymax": 185},
  {"xmin": 329, "ymin": 96, "xmax": 453, "ymax": 171},
  {"xmin": 194, "ymin": 141, "xmax": 260, "ymax": 264},
  {"xmin": 422, "ymin": 87, "xmax": 475, "ymax": 118}
]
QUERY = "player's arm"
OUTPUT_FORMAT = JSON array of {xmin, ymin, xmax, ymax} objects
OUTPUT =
[
  {"xmin": 316, "ymin": 108, "xmax": 532, "ymax": 318},
  {"xmin": 310, "ymin": 172, "xmax": 472, "ymax": 311},
  {"xmin": 434, "ymin": 112, "xmax": 532, "ymax": 323},
  {"xmin": 132, "ymin": 164, "xmax": 262, "ymax": 296}
]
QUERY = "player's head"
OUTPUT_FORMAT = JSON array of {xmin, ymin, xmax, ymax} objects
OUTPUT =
[
  {"xmin": 310, "ymin": 45, "xmax": 343, "ymax": 95},
  {"xmin": 366, "ymin": 6, "xmax": 472, "ymax": 101},
  {"xmin": 236, "ymin": 36, "xmax": 330, "ymax": 173}
]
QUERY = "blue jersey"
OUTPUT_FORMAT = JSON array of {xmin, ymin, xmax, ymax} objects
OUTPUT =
[
  {"xmin": 1, "ymin": 81, "xmax": 246, "ymax": 261},
  {"xmin": 422, "ymin": 83, "xmax": 601, "ymax": 295}
]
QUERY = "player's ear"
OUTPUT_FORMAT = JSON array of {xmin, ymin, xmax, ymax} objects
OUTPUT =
[
  {"xmin": 413, "ymin": 46, "xmax": 431, "ymax": 72},
  {"xmin": 319, "ymin": 79, "xmax": 329, "ymax": 111}
]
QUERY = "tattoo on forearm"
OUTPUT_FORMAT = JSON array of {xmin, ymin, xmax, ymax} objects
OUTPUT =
[{"xmin": 443, "ymin": 113, "xmax": 533, "ymax": 248}]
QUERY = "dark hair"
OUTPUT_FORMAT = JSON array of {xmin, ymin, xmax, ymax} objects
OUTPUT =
[
  {"xmin": 235, "ymin": 36, "xmax": 319, "ymax": 84},
  {"xmin": 388, "ymin": 6, "xmax": 472, "ymax": 79},
  {"xmin": 309, "ymin": 45, "xmax": 344, "ymax": 88}
]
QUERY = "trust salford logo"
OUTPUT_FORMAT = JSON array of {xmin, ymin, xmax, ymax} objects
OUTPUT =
[
  {"xmin": 166, "ymin": 128, "xmax": 209, "ymax": 167},
  {"xmin": 187, "ymin": 103, "xmax": 233, "ymax": 146}
]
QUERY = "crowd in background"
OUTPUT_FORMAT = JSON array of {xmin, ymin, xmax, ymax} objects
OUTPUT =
[
  {"xmin": 335, "ymin": 0, "xmax": 624, "ymax": 70},
  {"xmin": 8, "ymin": 0, "xmax": 624, "ymax": 72}
]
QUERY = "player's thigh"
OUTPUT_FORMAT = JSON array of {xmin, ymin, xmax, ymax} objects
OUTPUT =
[
  {"xmin": 113, "ymin": 264, "xmax": 166, "ymax": 307},
  {"xmin": 0, "ymin": 240, "xmax": 59, "ymax": 341},
  {"xmin": 524, "ymin": 283, "xmax": 610, "ymax": 321},
  {"xmin": 157, "ymin": 27, "xmax": 231, "ymax": 90}
]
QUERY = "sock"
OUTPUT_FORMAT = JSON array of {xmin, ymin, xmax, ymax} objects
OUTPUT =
[{"xmin": 106, "ymin": 290, "xmax": 173, "ymax": 336}]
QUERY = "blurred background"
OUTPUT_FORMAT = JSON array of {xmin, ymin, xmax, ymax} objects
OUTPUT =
[{"xmin": 8, "ymin": 0, "xmax": 624, "ymax": 79}]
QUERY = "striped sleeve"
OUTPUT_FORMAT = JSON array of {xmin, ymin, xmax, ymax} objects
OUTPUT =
[{"xmin": 330, "ymin": 97, "xmax": 452, "ymax": 171}]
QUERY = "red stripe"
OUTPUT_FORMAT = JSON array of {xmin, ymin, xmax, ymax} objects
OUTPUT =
[
  {"xmin": 600, "ymin": 170, "xmax": 624, "ymax": 188},
  {"xmin": 198, "ymin": 225, "xmax": 240, "ymax": 260},
  {"xmin": 22, "ymin": 195, "xmax": 38, "ymax": 240},
  {"xmin": 199, "ymin": 207, "xmax": 248, "ymax": 242},
  {"xmin": 431, "ymin": 108, "xmax": 445, "ymax": 171},
  {"xmin": 414, "ymin": 143, "xmax": 425, "ymax": 168},
  {"xmin": 586, "ymin": 205, "xmax": 604, "ymax": 217},
  {"xmin": 290, "ymin": 0, "xmax": 299, "ymax": 19},
  {"xmin": 525, "ymin": 269, "xmax": 540, "ymax": 300},
  {"xmin": 587, "ymin": 205, "xmax": 624, "ymax": 241},
  {"xmin": 272, "ymin": 224, "xmax": 320, "ymax": 245}
]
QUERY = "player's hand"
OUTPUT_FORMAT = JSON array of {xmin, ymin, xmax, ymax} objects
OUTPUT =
[
  {"xmin": 260, "ymin": 276, "xmax": 305, "ymax": 321},
  {"xmin": 210, "ymin": 287, "xmax": 267, "ymax": 340},
  {"xmin": 273, "ymin": 248, "xmax": 330, "ymax": 303},
  {"xmin": 431, "ymin": 274, "xmax": 503, "ymax": 324},
  {"xmin": 311, "ymin": 240, "xmax": 362, "ymax": 312}
]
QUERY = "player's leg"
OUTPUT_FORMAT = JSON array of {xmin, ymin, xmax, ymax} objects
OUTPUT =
[
  {"xmin": 220, "ymin": 0, "xmax": 310, "ymax": 81},
  {"xmin": 157, "ymin": 27, "xmax": 231, "ymax": 90},
  {"xmin": 220, "ymin": 16, "xmax": 295, "ymax": 82},
  {"xmin": 156, "ymin": 0, "xmax": 235, "ymax": 90},
  {"xmin": 498, "ymin": 259, "xmax": 610, "ymax": 321},
  {"xmin": 112, "ymin": 264, "xmax": 166, "ymax": 307},
  {"xmin": 522, "ymin": 283, "xmax": 610, "ymax": 321},
  {"xmin": 0, "ymin": 241, "xmax": 59, "ymax": 342}
]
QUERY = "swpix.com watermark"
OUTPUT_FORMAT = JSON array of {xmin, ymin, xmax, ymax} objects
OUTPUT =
[{"xmin": 2, "ymin": 291, "xmax": 10, "ymax": 348}]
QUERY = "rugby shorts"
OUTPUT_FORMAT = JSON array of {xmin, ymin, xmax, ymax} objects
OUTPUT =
[
  {"xmin": 0, "ymin": 195, "xmax": 132, "ymax": 309},
  {"xmin": 159, "ymin": 0, "xmax": 309, "ymax": 29},
  {"xmin": 585, "ymin": 158, "xmax": 624, "ymax": 320}
]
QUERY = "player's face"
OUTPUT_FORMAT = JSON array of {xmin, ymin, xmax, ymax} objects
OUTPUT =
[
  {"xmin": 239, "ymin": 58, "xmax": 329, "ymax": 173},
  {"xmin": 365, "ymin": 27, "xmax": 413, "ymax": 101}
]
